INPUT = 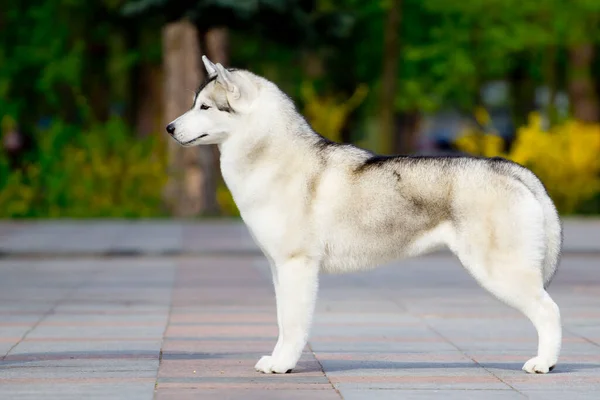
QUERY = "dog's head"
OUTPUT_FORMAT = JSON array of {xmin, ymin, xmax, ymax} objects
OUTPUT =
[{"xmin": 165, "ymin": 56, "xmax": 259, "ymax": 147}]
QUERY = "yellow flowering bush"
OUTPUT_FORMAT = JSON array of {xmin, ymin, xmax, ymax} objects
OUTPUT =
[
  {"xmin": 300, "ymin": 81, "xmax": 368, "ymax": 142},
  {"xmin": 0, "ymin": 117, "xmax": 169, "ymax": 218},
  {"xmin": 455, "ymin": 110, "xmax": 600, "ymax": 214},
  {"xmin": 216, "ymin": 182, "xmax": 240, "ymax": 217}
]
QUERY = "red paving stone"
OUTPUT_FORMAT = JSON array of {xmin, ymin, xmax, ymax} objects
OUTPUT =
[
  {"xmin": 0, "ymin": 378, "xmax": 155, "ymax": 384},
  {"xmin": 161, "ymin": 339, "xmax": 278, "ymax": 353},
  {"xmin": 158, "ymin": 358, "xmax": 324, "ymax": 378},
  {"xmin": 311, "ymin": 336, "xmax": 448, "ymax": 343},
  {"xmin": 156, "ymin": 383, "xmax": 337, "ymax": 390},
  {"xmin": 3, "ymin": 353, "xmax": 158, "ymax": 362},
  {"xmin": 164, "ymin": 325, "xmax": 279, "ymax": 338},
  {"xmin": 153, "ymin": 252, "xmax": 600, "ymax": 398},
  {"xmin": 330, "ymin": 376, "xmax": 502, "ymax": 384},
  {"xmin": 315, "ymin": 352, "xmax": 473, "ymax": 362},
  {"xmin": 154, "ymin": 258, "xmax": 340, "ymax": 399},
  {"xmin": 169, "ymin": 313, "xmax": 276, "ymax": 324},
  {"xmin": 18, "ymin": 337, "xmax": 162, "ymax": 342},
  {"xmin": 155, "ymin": 388, "xmax": 341, "ymax": 400},
  {"xmin": 1, "ymin": 222, "xmax": 600, "ymax": 399}
]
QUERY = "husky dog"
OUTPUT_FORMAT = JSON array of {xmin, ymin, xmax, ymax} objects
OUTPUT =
[{"xmin": 166, "ymin": 56, "xmax": 563, "ymax": 375}]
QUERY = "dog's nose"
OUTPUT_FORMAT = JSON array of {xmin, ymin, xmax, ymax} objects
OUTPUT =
[{"xmin": 166, "ymin": 123, "xmax": 175, "ymax": 135}]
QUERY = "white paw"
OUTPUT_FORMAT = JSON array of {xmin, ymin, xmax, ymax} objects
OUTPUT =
[
  {"xmin": 254, "ymin": 355, "xmax": 295, "ymax": 374},
  {"xmin": 522, "ymin": 356, "xmax": 555, "ymax": 374}
]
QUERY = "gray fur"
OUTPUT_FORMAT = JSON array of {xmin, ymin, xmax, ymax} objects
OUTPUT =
[{"xmin": 166, "ymin": 56, "xmax": 563, "ymax": 375}]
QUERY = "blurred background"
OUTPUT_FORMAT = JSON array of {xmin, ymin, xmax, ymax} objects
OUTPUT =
[{"xmin": 1, "ymin": 0, "xmax": 599, "ymax": 219}]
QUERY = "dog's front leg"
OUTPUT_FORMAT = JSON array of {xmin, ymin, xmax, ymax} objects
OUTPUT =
[
  {"xmin": 265, "ymin": 256, "xmax": 284, "ymax": 356},
  {"xmin": 255, "ymin": 256, "xmax": 319, "ymax": 373}
]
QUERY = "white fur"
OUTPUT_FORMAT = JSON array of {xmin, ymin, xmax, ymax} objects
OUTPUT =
[{"xmin": 167, "ymin": 57, "xmax": 563, "ymax": 375}]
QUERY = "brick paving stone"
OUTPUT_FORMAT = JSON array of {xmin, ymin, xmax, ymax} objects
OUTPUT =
[
  {"xmin": 153, "ymin": 257, "xmax": 340, "ymax": 398},
  {"xmin": 330, "ymin": 375, "xmax": 510, "ymax": 390},
  {"xmin": 0, "ymin": 258, "xmax": 175, "ymax": 400},
  {"xmin": 0, "ymin": 219, "xmax": 598, "ymax": 255},
  {"xmin": 7, "ymin": 339, "xmax": 164, "ymax": 357},
  {"xmin": 338, "ymin": 389, "xmax": 520, "ymax": 400},
  {"xmin": 0, "ymin": 221, "xmax": 599, "ymax": 399},
  {"xmin": 0, "ymin": 359, "xmax": 158, "ymax": 379},
  {"xmin": 155, "ymin": 388, "xmax": 342, "ymax": 400},
  {"xmin": 0, "ymin": 383, "xmax": 155, "ymax": 400},
  {"xmin": 520, "ymin": 390, "xmax": 600, "ymax": 400}
]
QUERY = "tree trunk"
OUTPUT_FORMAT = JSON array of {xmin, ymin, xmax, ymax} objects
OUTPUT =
[
  {"xmin": 394, "ymin": 111, "xmax": 421, "ymax": 154},
  {"xmin": 544, "ymin": 45, "xmax": 558, "ymax": 125},
  {"xmin": 162, "ymin": 19, "xmax": 210, "ymax": 217},
  {"xmin": 568, "ymin": 43, "xmax": 599, "ymax": 123},
  {"xmin": 378, "ymin": 0, "xmax": 401, "ymax": 155},
  {"xmin": 88, "ymin": 42, "xmax": 110, "ymax": 122},
  {"xmin": 204, "ymin": 27, "xmax": 229, "ymax": 65},
  {"xmin": 135, "ymin": 64, "xmax": 163, "ymax": 137},
  {"xmin": 202, "ymin": 26, "xmax": 231, "ymax": 216},
  {"xmin": 508, "ymin": 53, "xmax": 536, "ymax": 129}
]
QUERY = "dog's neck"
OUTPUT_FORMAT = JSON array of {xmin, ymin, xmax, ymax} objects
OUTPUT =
[
  {"xmin": 218, "ymin": 95, "xmax": 316, "ymax": 168},
  {"xmin": 217, "ymin": 94, "xmax": 319, "ymax": 208}
]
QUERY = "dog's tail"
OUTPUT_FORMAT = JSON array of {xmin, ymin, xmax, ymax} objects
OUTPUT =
[{"xmin": 510, "ymin": 165, "xmax": 563, "ymax": 288}]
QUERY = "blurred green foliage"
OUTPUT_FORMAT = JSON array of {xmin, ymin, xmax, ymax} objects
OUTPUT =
[
  {"xmin": 0, "ymin": 117, "xmax": 168, "ymax": 218},
  {"xmin": 1, "ymin": 0, "xmax": 599, "ymax": 217}
]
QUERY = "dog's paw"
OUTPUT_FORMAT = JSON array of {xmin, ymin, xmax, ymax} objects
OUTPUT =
[
  {"xmin": 254, "ymin": 355, "xmax": 294, "ymax": 374},
  {"xmin": 522, "ymin": 356, "xmax": 555, "ymax": 374}
]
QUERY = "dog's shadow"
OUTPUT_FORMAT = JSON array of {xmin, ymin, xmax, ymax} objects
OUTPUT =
[
  {"xmin": 0, "ymin": 350, "xmax": 232, "ymax": 366},
  {"xmin": 2, "ymin": 352, "xmax": 598, "ymax": 375},
  {"xmin": 307, "ymin": 360, "xmax": 600, "ymax": 374}
]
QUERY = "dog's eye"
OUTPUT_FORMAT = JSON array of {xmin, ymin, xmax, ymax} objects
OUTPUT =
[{"xmin": 200, "ymin": 104, "xmax": 210, "ymax": 110}]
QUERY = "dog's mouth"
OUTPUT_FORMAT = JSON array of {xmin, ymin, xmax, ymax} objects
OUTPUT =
[{"xmin": 181, "ymin": 134, "xmax": 208, "ymax": 146}]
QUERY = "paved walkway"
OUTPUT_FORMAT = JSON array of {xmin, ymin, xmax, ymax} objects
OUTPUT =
[
  {"xmin": 0, "ymin": 220, "xmax": 599, "ymax": 399},
  {"xmin": 0, "ymin": 218, "xmax": 599, "ymax": 256}
]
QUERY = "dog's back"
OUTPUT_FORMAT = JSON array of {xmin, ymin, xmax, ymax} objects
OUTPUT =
[{"xmin": 167, "ymin": 57, "xmax": 563, "ymax": 375}]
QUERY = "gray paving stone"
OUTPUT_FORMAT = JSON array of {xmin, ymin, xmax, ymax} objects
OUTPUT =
[
  {"xmin": 52, "ymin": 303, "xmax": 171, "ymax": 314},
  {"xmin": 504, "ymin": 378, "xmax": 600, "ymax": 392},
  {"xmin": 313, "ymin": 312, "xmax": 422, "ymax": 325},
  {"xmin": 0, "ymin": 383, "xmax": 155, "ymax": 400},
  {"xmin": 0, "ymin": 341, "xmax": 17, "ymax": 355},
  {"xmin": 310, "ymin": 341, "xmax": 460, "ymax": 353},
  {"xmin": 0, "ymin": 359, "xmax": 158, "ymax": 379},
  {"xmin": 41, "ymin": 313, "xmax": 169, "ymax": 324},
  {"xmin": 0, "ymin": 219, "xmax": 597, "ymax": 255},
  {"xmin": 0, "ymin": 220, "xmax": 598, "ymax": 399},
  {"xmin": 155, "ymin": 389, "xmax": 342, "ymax": 400},
  {"xmin": 452, "ymin": 338, "xmax": 599, "ymax": 353},
  {"xmin": 7, "ymin": 339, "xmax": 164, "ymax": 355},
  {"xmin": 0, "ymin": 326, "xmax": 34, "ymax": 338},
  {"xmin": 316, "ymin": 299, "xmax": 406, "ymax": 313},
  {"xmin": 338, "ymin": 389, "xmax": 521, "ymax": 400},
  {"xmin": 334, "ymin": 381, "xmax": 512, "ymax": 391},
  {"xmin": 0, "ymin": 303, "xmax": 52, "ymax": 313},
  {"xmin": 521, "ymin": 390, "xmax": 600, "ymax": 400},
  {"xmin": 158, "ymin": 376, "xmax": 331, "ymax": 384},
  {"xmin": 562, "ymin": 219, "xmax": 600, "ymax": 252},
  {"xmin": 311, "ymin": 324, "xmax": 439, "ymax": 338},
  {"xmin": 26, "ymin": 325, "xmax": 166, "ymax": 339}
]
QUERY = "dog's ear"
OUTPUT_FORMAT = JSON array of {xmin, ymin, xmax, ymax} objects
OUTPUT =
[
  {"xmin": 202, "ymin": 55, "xmax": 217, "ymax": 79},
  {"xmin": 215, "ymin": 63, "xmax": 241, "ymax": 100},
  {"xmin": 213, "ymin": 63, "xmax": 258, "ymax": 108}
]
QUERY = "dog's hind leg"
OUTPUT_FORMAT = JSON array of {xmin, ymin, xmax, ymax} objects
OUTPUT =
[
  {"xmin": 255, "ymin": 256, "xmax": 320, "ymax": 374},
  {"xmin": 520, "ymin": 289, "xmax": 562, "ymax": 373},
  {"xmin": 456, "ymin": 250, "xmax": 562, "ymax": 374}
]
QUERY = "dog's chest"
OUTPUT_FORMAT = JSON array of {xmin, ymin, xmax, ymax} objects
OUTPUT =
[{"xmin": 221, "ymin": 164, "xmax": 310, "ymax": 260}]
